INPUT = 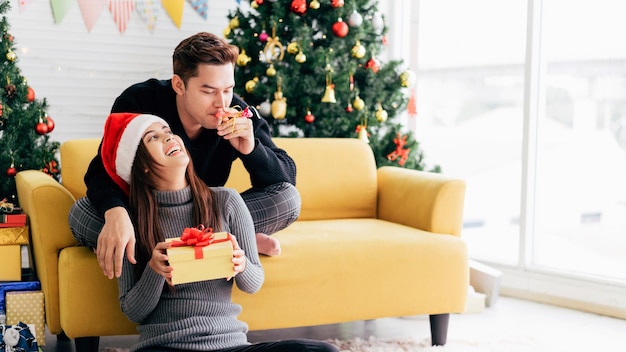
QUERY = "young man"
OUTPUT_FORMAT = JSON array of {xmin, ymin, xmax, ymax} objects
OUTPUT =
[{"xmin": 69, "ymin": 32, "xmax": 301, "ymax": 279}]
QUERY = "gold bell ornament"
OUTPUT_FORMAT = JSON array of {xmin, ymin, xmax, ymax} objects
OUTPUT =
[
  {"xmin": 321, "ymin": 63, "xmax": 336, "ymax": 103},
  {"xmin": 322, "ymin": 85, "xmax": 336, "ymax": 103},
  {"xmin": 309, "ymin": 0, "xmax": 320, "ymax": 9},
  {"xmin": 375, "ymin": 103, "xmax": 388, "ymax": 122},
  {"xmin": 271, "ymin": 78, "xmax": 287, "ymax": 119},
  {"xmin": 287, "ymin": 42, "xmax": 300, "ymax": 54},
  {"xmin": 237, "ymin": 49, "xmax": 252, "ymax": 66}
]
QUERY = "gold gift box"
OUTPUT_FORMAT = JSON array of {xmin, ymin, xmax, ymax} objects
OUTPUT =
[
  {"xmin": 0, "ymin": 225, "xmax": 29, "ymax": 245},
  {"xmin": 166, "ymin": 231, "xmax": 234, "ymax": 285},
  {"xmin": 0, "ymin": 244, "xmax": 21, "ymax": 281},
  {"xmin": 6, "ymin": 290, "xmax": 45, "ymax": 345}
]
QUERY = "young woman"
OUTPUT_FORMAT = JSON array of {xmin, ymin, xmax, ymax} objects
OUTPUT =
[{"xmin": 101, "ymin": 112, "xmax": 337, "ymax": 352}]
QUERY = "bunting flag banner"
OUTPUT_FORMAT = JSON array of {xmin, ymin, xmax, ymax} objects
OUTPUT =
[
  {"xmin": 162, "ymin": 0, "xmax": 185, "ymax": 28},
  {"xmin": 135, "ymin": 0, "xmax": 160, "ymax": 32},
  {"xmin": 49, "ymin": 0, "xmax": 74, "ymax": 24},
  {"xmin": 109, "ymin": 0, "xmax": 135, "ymax": 34},
  {"xmin": 18, "ymin": 0, "xmax": 33, "ymax": 12},
  {"xmin": 186, "ymin": 0, "xmax": 208, "ymax": 20},
  {"xmin": 78, "ymin": 0, "xmax": 106, "ymax": 32}
]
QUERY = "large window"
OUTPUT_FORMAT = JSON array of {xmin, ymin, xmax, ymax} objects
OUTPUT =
[{"xmin": 410, "ymin": 0, "xmax": 626, "ymax": 314}]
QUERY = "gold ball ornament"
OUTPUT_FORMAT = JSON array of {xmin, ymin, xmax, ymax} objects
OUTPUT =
[
  {"xmin": 351, "ymin": 41, "xmax": 366, "ymax": 59},
  {"xmin": 245, "ymin": 77, "xmax": 259, "ymax": 93},
  {"xmin": 295, "ymin": 51, "xmax": 306, "ymax": 63},
  {"xmin": 237, "ymin": 49, "xmax": 252, "ymax": 66},
  {"xmin": 287, "ymin": 42, "xmax": 299, "ymax": 55},
  {"xmin": 400, "ymin": 70, "xmax": 417, "ymax": 88},
  {"xmin": 266, "ymin": 64, "xmax": 277, "ymax": 77},
  {"xmin": 223, "ymin": 26, "xmax": 232, "ymax": 37},
  {"xmin": 271, "ymin": 91, "xmax": 287, "ymax": 119},
  {"xmin": 309, "ymin": 0, "xmax": 320, "ymax": 9},
  {"xmin": 229, "ymin": 16, "xmax": 240, "ymax": 29},
  {"xmin": 375, "ymin": 103, "xmax": 388, "ymax": 122},
  {"xmin": 6, "ymin": 50, "xmax": 16, "ymax": 62},
  {"xmin": 353, "ymin": 95, "xmax": 365, "ymax": 111}
]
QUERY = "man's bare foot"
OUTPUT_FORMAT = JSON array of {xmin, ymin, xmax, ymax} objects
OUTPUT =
[{"xmin": 256, "ymin": 233, "xmax": 281, "ymax": 256}]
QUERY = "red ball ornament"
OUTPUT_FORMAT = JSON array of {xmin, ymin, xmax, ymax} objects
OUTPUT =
[
  {"xmin": 331, "ymin": 0, "xmax": 344, "ymax": 7},
  {"xmin": 26, "ymin": 87, "xmax": 35, "ymax": 102},
  {"xmin": 255, "ymin": 0, "xmax": 264, "ymax": 4},
  {"xmin": 345, "ymin": 104, "xmax": 353, "ymax": 113},
  {"xmin": 332, "ymin": 19, "xmax": 349, "ymax": 38},
  {"xmin": 365, "ymin": 58, "xmax": 381, "ymax": 73},
  {"xmin": 46, "ymin": 116, "xmax": 55, "ymax": 133},
  {"xmin": 304, "ymin": 110, "xmax": 315, "ymax": 123},
  {"xmin": 6, "ymin": 166, "xmax": 17, "ymax": 177},
  {"xmin": 291, "ymin": 0, "xmax": 307, "ymax": 15},
  {"xmin": 35, "ymin": 121, "xmax": 48, "ymax": 135}
]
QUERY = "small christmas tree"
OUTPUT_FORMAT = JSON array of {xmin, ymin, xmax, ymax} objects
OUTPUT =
[
  {"xmin": 0, "ymin": 0, "xmax": 60, "ymax": 205},
  {"xmin": 225, "ymin": 0, "xmax": 439, "ymax": 172}
]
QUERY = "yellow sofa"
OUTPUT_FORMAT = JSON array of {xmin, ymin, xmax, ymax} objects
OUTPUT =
[{"xmin": 15, "ymin": 137, "xmax": 468, "ymax": 351}]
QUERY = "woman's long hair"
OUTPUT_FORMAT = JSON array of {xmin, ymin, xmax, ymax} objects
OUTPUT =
[{"xmin": 128, "ymin": 142, "xmax": 222, "ymax": 280}]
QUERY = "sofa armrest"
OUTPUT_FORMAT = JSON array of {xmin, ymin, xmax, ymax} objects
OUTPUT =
[
  {"xmin": 377, "ymin": 166, "xmax": 466, "ymax": 236},
  {"xmin": 15, "ymin": 170, "xmax": 80, "ymax": 335}
]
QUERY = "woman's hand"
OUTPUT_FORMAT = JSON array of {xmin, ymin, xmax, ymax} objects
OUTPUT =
[
  {"xmin": 149, "ymin": 241, "xmax": 174, "ymax": 285},
  {"xmin": 228, "ymin": 235, "xmax": 246, "ymax": 281}
]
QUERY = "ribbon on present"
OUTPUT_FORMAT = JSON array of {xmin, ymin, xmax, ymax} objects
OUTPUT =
[
  {"xmin": 0, "ymin": 321, "xmax": 39, "ymax": 352},
  {"xmin": 170, "ymin": 225, "xmax": 231, "ymax": 259}
]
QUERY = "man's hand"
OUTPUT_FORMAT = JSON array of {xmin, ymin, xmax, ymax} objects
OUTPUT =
[
  {"xmin": 217, "ymin": 115, "xmax": 255, "ymax": 155},
  {"xmin": 97, "ymin": 207, "xmax": 136, "ymax": 279}
]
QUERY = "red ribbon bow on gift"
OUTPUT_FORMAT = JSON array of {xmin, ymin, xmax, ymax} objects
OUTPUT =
[{"xmin": 170, "ymin": 225, "xmax": 231, "ymax": 259}]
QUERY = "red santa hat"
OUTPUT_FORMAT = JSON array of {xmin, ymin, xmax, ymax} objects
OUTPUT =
[{"xmin": 101, "ymin": 112, "xmax": 169, "ymax": 195}]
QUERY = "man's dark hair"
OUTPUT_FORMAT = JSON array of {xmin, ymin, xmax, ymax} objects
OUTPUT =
[{"xmin": 172, "ymin": 32, "xmax": 239, "ymax": 84}]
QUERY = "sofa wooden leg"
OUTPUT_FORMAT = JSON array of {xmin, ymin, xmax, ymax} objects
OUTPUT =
[
  {"xmin": 75, "ymin": 336, "xmax": 100, "ymax": 352},
  {"xmin": 429, "ymin": 313, "xmax": 449, "ymax": 346}
]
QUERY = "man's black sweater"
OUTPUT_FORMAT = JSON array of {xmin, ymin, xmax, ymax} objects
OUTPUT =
[{"xmin": 84, "ymin": 78, "xmax": 296, "ymax": 216}]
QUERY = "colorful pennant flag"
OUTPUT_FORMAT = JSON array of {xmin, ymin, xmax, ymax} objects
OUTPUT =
[
  {"xmin": 162, "ymin": 0, "xmax": 185, "ymax": 28},
  {"xmin": 18, "ymin": 0, "xmax": 33, "ymax": 13},
  {"xmin": 109, "ymin": 0, "xmax": 135, "ymax": 34},
  {"xmin": 187, "ymin": 0, "xmax": 208, "ymax": 20},
  {"xmin": 49, "ymin": 0, "xmax": 74, "ymax": 24},
  {"xmin": 78, "ymin": 0, "xmax": 106, "ymax": 32},
  {"xmin": 135, "ymin": 0, "xmax": 160, "ymax": 32}
]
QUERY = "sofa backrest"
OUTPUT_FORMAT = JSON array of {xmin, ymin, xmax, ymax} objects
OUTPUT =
[{"xmin": 60, "ymin": 137, "xmax": 378, "ymax": 221}]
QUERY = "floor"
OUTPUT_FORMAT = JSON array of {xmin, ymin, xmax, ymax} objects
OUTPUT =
[{"xmin": 41, "ymin": 295, "xmax": 626, "ymax": 351}]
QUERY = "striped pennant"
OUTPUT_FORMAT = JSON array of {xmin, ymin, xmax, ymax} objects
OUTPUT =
[
  {"xmin": 109, "ymin": 0, "xmax": 135, "ymax": 34},
  {"xmin": 187, "ymin": 0, "xmax": 208, "ymax": 20}
]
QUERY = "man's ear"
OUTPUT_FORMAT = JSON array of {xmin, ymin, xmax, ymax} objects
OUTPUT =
[{"xmin": 172, "ymin": 74, "xmax": 185, "ymax": 95}]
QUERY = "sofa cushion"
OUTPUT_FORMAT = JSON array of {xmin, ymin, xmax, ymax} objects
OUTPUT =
[
  {"xmin": 226, "ymin": 138, "xmax": 378, "ymax": 220},
  {"xmin": 233, "ymin": 218, "xmax": 468, "ymax": 330}
]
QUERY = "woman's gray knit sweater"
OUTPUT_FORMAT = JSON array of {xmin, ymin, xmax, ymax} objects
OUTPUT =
[{"xmin": 117, "ymin": 186, "xmax": 264, "ymax": 352}]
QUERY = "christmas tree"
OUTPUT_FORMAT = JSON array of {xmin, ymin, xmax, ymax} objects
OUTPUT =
[
  {"xmin": 225, "ymin": 0, "xmax": 439, "ymax": 172},
  {"xmin": 0, "ymin": 0, "xmax": 60, "ymax": 205}
]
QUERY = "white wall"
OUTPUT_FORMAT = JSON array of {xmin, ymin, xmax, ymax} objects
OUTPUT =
[
  {"xmin": 6, "ymin": 1, "xmax": 232, "ymax": 144},
  {"xmin": 7, "ymin": 1, "xmax": 406, "ymax": 145}
]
